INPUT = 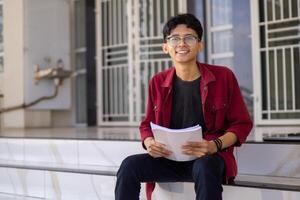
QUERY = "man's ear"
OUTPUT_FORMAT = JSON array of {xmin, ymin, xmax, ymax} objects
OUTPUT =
[
  {"xmin": 162, "ymin": 43, "xmax": 169, "ymax": 54},
  {"xmin": 198, "ymin": 41, "xmax": 204, "ymax": 52}
]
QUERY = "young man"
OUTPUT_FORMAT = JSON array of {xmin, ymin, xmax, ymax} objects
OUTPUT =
[{"xmin": 115, "ymin": 13, "xmax": 252, "ymax": 200}]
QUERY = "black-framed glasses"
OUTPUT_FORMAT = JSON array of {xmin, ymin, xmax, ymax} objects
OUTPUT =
[{"xmin": 166, "ymin": 35, "xmax": 199, "ymax": 47}]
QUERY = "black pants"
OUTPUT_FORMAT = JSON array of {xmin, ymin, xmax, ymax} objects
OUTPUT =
[{"xmin": 115, "ymin": 153, "xmax": 225, "ymax": 200}]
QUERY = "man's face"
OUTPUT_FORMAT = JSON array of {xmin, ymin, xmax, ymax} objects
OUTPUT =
[{"xmin": 162, "ymin": 24, "xmax": 203, "ymax": 65}]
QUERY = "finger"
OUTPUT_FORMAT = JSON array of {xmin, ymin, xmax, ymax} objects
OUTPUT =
[
  {"xmin": 151, "ymin": 143, "xmax": 172, "ymax": 154},
  {"xmin": 147, "ymin": 148, "xmax": 162, "ymax": 157},
  {"xmin": 152, "ymin": 147, "xmax": 172, "ymax": 156},
  {"xmin": 182, "ymin": 144, "xmax": 208, "ymax": 151},
  {"xmin": 184, "ymin": 141, "xmax": 201, "ymax": 146},
  {"xmin": 148, "ymin": 149, "xmax": 170, "ymax": 157},
  {"xmin": 148, "ymin": 142, "xmax": 168, "ymax": 152},
  {"xmin": 182, "ymin": 149, "xmax": 206, "ymax": 157},
  {"xmin": 183, "ymin": 151, "xmax": 206, "ymax": 157},
  {"xmin": 182, "ymin": 142, "xmax": 199, "ymax": 148},
  {"xmin": 182, "ymin": 147, "xmax": 209, "ymax": 156},
  {"xmin": 148, "ymin": 145, "xmax": 172, "ymax": 156},
  {"xmin": 183, "ymin": 141, "xmax": 208, "ymax": 148},
  {"xmin": 148, "ymin": 152, "xmax": 162, "ymax": 158},
  {"xmin": 154, "ymin": 141, "xmax": 168, "ymax": 147}
]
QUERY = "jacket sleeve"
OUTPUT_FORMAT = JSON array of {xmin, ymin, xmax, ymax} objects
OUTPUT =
[
  {"xmin": 225, "ymin": 71, "xmax": 253, "ymax": 146},
  {"xmin": 139, "ymin": 78, "xmax": 155, "ymax": 149}
]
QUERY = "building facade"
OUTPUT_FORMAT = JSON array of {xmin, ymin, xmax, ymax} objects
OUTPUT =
[{"xmin": 0, "ymin": 0, "xmax": 299, "ymax": 129}]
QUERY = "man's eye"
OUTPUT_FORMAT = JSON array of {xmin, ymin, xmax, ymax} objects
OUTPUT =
[
  {"xmin": 171, "ymin": 37, "xmax": 180, "ymax": 42},
  {"xmin": 185, "ymin": 36, "xmax": 195, "ymax": 41}
]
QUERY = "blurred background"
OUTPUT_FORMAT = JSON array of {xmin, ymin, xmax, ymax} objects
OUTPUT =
[
  {"xmin": 0, "ymin": 1, "xmax": 299, "ymax": 199},
  {"xmin": 0, "ymin": 0, "xmax": 299, "ymax": 129}
]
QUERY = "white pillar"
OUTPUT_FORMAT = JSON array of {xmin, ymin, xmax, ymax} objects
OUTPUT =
[{"xmin": 3, "ymin": 0, "xmax": 26, "ymax": 127}]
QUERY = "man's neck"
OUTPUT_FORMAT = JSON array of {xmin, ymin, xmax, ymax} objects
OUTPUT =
[{"xmin": 174, "ymin": 62, "xmax": 201, "ymax": 81}]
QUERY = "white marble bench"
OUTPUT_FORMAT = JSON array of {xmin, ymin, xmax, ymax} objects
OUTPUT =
[
  {"xmin": 152, "ymin": 174, "xmax": 300, "ymax": 200},
  {"xmin": 152, "ymin": 182, "xmax": 195, "ymax": 200}
]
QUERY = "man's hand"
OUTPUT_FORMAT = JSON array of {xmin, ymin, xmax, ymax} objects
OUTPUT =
[
  {"xmin": 144, "ymin": 137, "xmax": 172, "ymax": 158},
  {"xmin": 182, "ymin": 140, "xmax": 217, "ymax": 157}
]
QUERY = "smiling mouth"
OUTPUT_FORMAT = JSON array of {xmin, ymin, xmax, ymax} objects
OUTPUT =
[{"xmin": 176, "ymin": 50, "xmax": 190, "ymax": 55}]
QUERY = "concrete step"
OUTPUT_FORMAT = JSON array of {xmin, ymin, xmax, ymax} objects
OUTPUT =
[
  {"xmin": 0, "ymin": 166, "xmax": 118, "ymax": 200},
  {"xmin": 1, "ymin": 165, "xmax": 299, "ymax": 200},
  {"xmin": 0, "ymin": 138, "xmax": 145, "ymax": 172},
  {"xmin": 0, "ymin": 137, "xmax": 299, "ymax": 179},
  {"xmin": 153, "ymin": 182, "xmax": 300, "ymax": 200},
  {"xmin": 0, "ymin": 137, "xmax": 147, "ymax": 199},
  {"xmin": 0, "ymin": 192, "xmax": 43, "ymax": 200},
  {"xmin": 0, "ymin": 128, "xmax": 299, "ymax": 199}
]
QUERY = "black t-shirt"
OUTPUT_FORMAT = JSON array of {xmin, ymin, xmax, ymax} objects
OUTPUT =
[{"xmin": 170, "ymin": 75, "xmax": 206, "ymax": 132}]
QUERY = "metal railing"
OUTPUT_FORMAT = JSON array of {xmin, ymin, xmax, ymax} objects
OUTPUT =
[
  {"xmin": 97, "ymin": 0, "xmax": 186, "ymax": 125},
  {"xmin": 258, "ymin": 0, "xmax": 300, "ymax": 122}
]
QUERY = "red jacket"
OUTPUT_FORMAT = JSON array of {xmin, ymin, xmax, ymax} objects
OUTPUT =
[{"xmin": 139, "ymin": 62, "xmax": 253, "ymax": 200}]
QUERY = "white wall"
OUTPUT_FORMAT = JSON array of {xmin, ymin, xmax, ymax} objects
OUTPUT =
[
  {"xmin": 0, "ymin": 73, "xmax": 3, "ymax": 94},
  {"xmin": 24, "ymin": 0, "xmax": 71, "ymax": 110},
  {"xmin": 3, "ymin": 0, "xmax": 26, "ymax": 127},
  {"xmin": 2, "ymin": 0, "xmax": 73, "ymax": 128}
]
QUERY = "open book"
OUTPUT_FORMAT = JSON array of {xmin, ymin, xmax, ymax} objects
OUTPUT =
[{"xmin": 150, "ymin": 122, "xmax": 202, "ymax": 161}]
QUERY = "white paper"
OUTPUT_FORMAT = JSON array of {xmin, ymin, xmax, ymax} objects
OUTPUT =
[{"xmin": 150, "ymin": 122, "xmax": 202, "ymax": 161}]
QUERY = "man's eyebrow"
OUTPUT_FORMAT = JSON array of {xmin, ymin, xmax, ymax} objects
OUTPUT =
[{"xmin": 168, "ymin": 33, "xmax": 195, "ymax": 37}]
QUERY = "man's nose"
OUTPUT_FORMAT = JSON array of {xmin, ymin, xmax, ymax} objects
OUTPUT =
[{"xmin": 178, "ymin": 38, "xmax": 187, "ymax": 46}]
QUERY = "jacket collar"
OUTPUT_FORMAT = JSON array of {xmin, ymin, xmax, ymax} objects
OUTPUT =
[
  {"xmin": 198, "ymin": 62, "xmax": 216, "ymax": 86},
  {"xmin": 161, "ymin": 62, "xmax": 216, "ymax": 88}
]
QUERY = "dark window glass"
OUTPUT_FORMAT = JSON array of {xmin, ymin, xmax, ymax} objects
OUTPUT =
[{"xmin": 261, "ymin": 51, "xmax": 268, "ymax": 111}]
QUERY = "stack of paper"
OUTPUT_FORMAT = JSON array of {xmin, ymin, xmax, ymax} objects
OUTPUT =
[{"xmin": 150, "ymin": 122, "xmax": 202, "ymax": 161}]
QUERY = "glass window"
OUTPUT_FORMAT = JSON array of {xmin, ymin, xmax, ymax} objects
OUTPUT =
[
  {"xmin": 209, "ymin": 0, "xmax": 234, "ymax": 70},
  {"xmin": 211, "ymin": 0, "xmax": 232, "ymax": 26},
  {"xmin": 231, "ymin": 0, "xmax": 253, "ymax": 116},
  {"xmin": 75, "ymin": 74, "xmax": 87, "ymax": 123},
  {"xmin": 75, "ymin": 0, "xmax": 86, "ymax": 49},
  {"xmin": 187, "ymin": 0, "xmax": 205, "ymax": 61},
  {"xmin": 209, "ymin": 0, "xmax": 253, "ymax": 117},
  {"xmin": 73, "ymin": 0, "xmax": 87, "ymax": 124},
  {"xmin": 213, "ymin": 58, "xmax": 233, "ymax": 68},
  {"xmin": 75, "ymin": 52, "xmax": 86, "ymax": 70},
  {"xmin": 212, "ymin": 30, "xmax": 233, "ymax": 54}
]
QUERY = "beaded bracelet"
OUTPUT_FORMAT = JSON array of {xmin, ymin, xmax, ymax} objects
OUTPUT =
[{"xmin": 213, "ymin": 138, "xmax": 223, "ymax": 152}]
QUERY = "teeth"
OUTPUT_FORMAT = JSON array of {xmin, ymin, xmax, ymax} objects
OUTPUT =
[{"xmin": 177, "ymin": 50, "xmax": 189, "ymax": 54}]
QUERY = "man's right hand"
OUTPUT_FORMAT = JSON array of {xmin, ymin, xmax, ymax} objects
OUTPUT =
[{"xmin": 144, "ymin": 137, "xmax": 172, "ymax": 158}]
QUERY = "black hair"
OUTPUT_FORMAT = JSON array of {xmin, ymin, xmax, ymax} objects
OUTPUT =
[{"xmin": 162, "ymin": 13, "xmax": 203, "ymax": 42}]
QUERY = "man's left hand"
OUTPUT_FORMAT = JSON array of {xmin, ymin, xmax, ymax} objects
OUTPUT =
[{"xmin": 182, "ymin": 140, "xmax": 217, "ymax": 157}]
